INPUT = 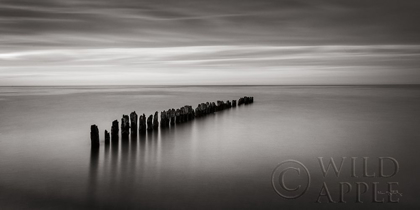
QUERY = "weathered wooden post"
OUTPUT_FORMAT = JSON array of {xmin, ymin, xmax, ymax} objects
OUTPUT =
[
  {"xmin": 184, "ymin": 106, "xmax": 189, "ymax": 121},
  {"xmin": 139, "ymin": 114, "xmax": 146, "ymax": 133},
  {"xmin": 130, "ymin": 111, "xmax": 138, "ymax": 135},
  {"xmin": 201, "ymin": 103, "xmax": 205, "ymax": 115},
  {"xmin": 168, "ymin": 109, "xmax": 175, "ymax": 125},
  {"xmin": 217, "ymin": 100, "xmax": 227, "ymax": 111},
  {"xmin": 210, "ymin": 102, "xmax": 216, "ymax": 113},
  {"xmin": 250, "ymin": 97, "xmax": 254, "ymax": 103},
  {"xmin": 121, "ymin": 115, "xmax": 130, "ymax": 139},
  {"xmin": 244, "ymin": 96, "xmax": 249, "ymax": 104},
  {"xmin": 185, "ymin": 105, "xmax": 194, "ymax": 121},
  {"xmin": 104, "ymin": 130, "xmax": 110, "ymax": 145},
  {"xmin": 232, "ymin": 100, "xmax": 236, "ymax": 107},
  {"xmin": 175, "ymin": 109, "xmax": 181, "ymax": 124},
  {"xmin": 182, "ymin": 107, "xmax": 186, "ymax": 122},
  {"xmin": 202, "ymin": 103, "xmax": 206, "ymax": 115},
  {"xmin": 195, "ymin": 105, "xmax": 200, "ymax": 118},
  {"xmin": 227, "ymin": 100, "xmax": 232, "ymax": 108},
  {"xmin": 90, "ymin": 125, "xmax": 100, "ymax": 147},
  {"xmin": 160, "ymin": 110, "xmax": 166, "ymax": 128},
  {"xmin": 238, "ymin": 97, "xmax": 244, "ymax": 106},
  {"xmin": 111, "ymin": 120, "xmax": 119, "ymax": 143},
  {"xmin": 161, "ymin": 110, "xmax": 170, "ymax": 128},
  {"xmin": 167, "ymin": 110, "xmax": 172, "ymax": 126},
  {"xmin": 147, "ymin": 115, "xmax": 153, "ymax": 130},
  {"xmin": 153, "ymin": 111, "xmax": 159, "ymax": 129},
  {"xmin": 184, "ymin": 106, "xmax": 189, "ymax": 122},
  {"xmin": 181, "ymin": 107, "xmax": 187, "ymax": 122},
  {"xmin": 206, "ymin": 102, "xmax": 210, "ymax": 114}
]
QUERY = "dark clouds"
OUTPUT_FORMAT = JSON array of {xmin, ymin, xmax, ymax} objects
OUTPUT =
[
  {"xmin": 2, "ymin": 0, "xmax": 420, "ymax": 46},
  {"xmin": 0, "ymin": 0, "xmax": 420, "ymax": 85}
]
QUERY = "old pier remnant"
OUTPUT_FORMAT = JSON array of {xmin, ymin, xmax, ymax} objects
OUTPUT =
[
  {"xmin": 104, "ymin": 130, "xmax": 110, "ymax": 145},
  {"xmin": 90, "ymin": 125, "xmax": 100, "ymax": 147},
  {"xmin": 147, "ymin": 115, "xmax": 153, "ymax": 130},
  {"xmin": 244, "ymin": 96, "xmax": 249, "ymax": 104},
  {"xmin": 187, "ymin": 106, "xmax": 195, "ymax": 121},
  {"xmin": 90, "ymin": 96, "xmax": 254, "ymax": 146},
  {"xmin": 111, "ymin": 120, "xmax": 119, "ymax": 143},
  {"xmin": 153, "ymin": 111, "xmax": 159, "ymax": 129},
  {"xmin": 238, "ymin": 96, "xmax": 253, "ymax": 106},
  {"xmin": 175, "ymin": 109, "xmax": 181, "ymax": 124},
  {"xmin": 121, "ymin": 115, "xmax": 130, "ymax": 139},
  {"xmin": 168, "ymin": 109, "xmax": 175, "ymax": 125},
  {"xmin": 130, "ymin": 111, "xmax": 138, "ymax": 135},
  {"xmin": 238, "ymin": 98, "xmax": 244, "ymax": 106},
  {"xmin": 139, "ymin": 114, "xmax": 146, "ymax": 133},
  {"xmin": 160, "ymin": 110, "xmax": 169, "ymax": 128},
  {"xmin": 195, "ymin": 103, "xmax": 206, "ymax": 117},
  {"xmin": 180, "ymin": 107, "xmax": 186, "ymax": 122}
]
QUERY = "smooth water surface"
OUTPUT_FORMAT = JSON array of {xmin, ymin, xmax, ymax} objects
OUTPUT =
[{"xmin": 0, "ymin": 86, "xmax": 419, "ymax": 209}]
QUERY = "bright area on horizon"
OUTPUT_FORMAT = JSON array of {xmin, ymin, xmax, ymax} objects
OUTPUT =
[{"xmin": 1, "ymin": 0, "xmax": 420, "ymax": 85}]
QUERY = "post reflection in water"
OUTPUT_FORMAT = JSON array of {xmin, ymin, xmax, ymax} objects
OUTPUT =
[
  {"xmin": 86, "ymin": 121, "xmax": 185, "ymax": 204},
  {"xmin": 110, "ymin": 135, "xmax": 119, "ymax": 199},
  {"xmin": 129, "ymin": 133, "xmax": 138, "ymax": 185},
  {"xmin": 86, "ymin": 107, "xmax": 238, "ymax": 208},
  {"xmin": 88, "ymin": 146, "xmax": 99, "ymax": 207}
]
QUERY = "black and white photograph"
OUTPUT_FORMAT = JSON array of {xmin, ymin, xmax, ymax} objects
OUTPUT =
[{"xmin": 0, "ymin": 0, "xmax": 419, "ymax": 209}]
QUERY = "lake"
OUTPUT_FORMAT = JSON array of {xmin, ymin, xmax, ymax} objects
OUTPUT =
[{"xmin": 0, "ymin": 86, "xmax": 419, "ymax": 209}]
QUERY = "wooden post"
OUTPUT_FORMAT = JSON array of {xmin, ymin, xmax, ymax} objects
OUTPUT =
[
  {"xmin": 104, "ymin": 130, "xmax": 110, "ymax": 145},
  {"xmin": 147, "ymin": 115, "xmax": 153, "ymax": 130},
  {"xmin": 244, "ymin": 96, "xmax": 249, "ymax": 104},
  {"xmin": 130, "ymin": 111, "xmax": 138, "ymax": 135},
  {"xmin": 153, "ymin": 111, "xmax": 159, "ymax": 129},
  {"xmin": 238, "ymin": 97, "xmax": 244, "ymax": 106},
  {"xmin": 210, "ymin": 102, "xmax": 216, "ymax": 113},
  {"xmin": 139, "ymin": 114, "xmax": 146, "ymax": 133},
  {"xmin": 185, "ymin": 105, "xmax": 194, "ymax": 120},
  {"xmin": 90, "ymin": 124, "xmax": 99, "ymax": 148},
  {"xmin": 121, "ymin": 115, "xmax": 130, "ymax": 139},
  {"xmin": 184, "ymin": 106, "xmax": 189, "ymax": 122},
  {"xmin": 111, "ymin": 120, "xmax": 119, "ymax": 143},
  {"xmin": 160, "ymin": 110, "xmax": 167, "ymax": 128},
  {"xmin": 217, "ymin": 100, "xmax": 228, "ymax": 111},
  {"xmin": 175, "ymin": 109, "xmax": 181, "ymax": 124},
  {"xmin": 195, "ymin": 105, "xmax": 200, "ymax": 118},
  {"xmin": 179, "ymin": 107, "xmax": 185, "ymax": 123},
  {"xmin": 226, "ymin": 100, "xmax": 232, "ymax": 108},
  {"xmin": 169, "ymin": 109, "xmax": 175, "ymax": 125},
  {"xmin": 206, "ymin": 102, "xmax": 210, "ymax": 114},
  {"xmin": 232, "ymin": 100, "xmax": 236, "ymax": 107},
  {"xmin": 216, "ymin": 100, "xmax": 222, "ymax": 111}
]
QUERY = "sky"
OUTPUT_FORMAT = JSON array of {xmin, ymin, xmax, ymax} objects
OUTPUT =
[{"xmin": 1, "ymin": 0, "xmax": 420, "ymax": 85}]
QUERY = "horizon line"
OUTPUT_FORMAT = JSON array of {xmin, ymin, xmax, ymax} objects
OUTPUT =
[{"xmin": 1, "ymin": 84, "xmax": 420, "ymax": 87}]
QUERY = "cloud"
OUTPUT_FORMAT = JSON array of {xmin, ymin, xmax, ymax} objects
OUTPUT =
[
  {"xmin": 0, "ymin": 0, "xmax": 420, "ymax": 84},
  {"xmin": 2, "ymin": 0, "xmax": 420, "ymax": 46},
  {"xmin": 1, "ymin": 44, "xmax": 419, "ymax": 65},
  {"xmin": 0, "ymin": 44, "xmax": 419, "ymax": 85}
]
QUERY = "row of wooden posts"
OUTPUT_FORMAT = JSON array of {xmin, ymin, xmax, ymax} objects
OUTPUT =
[{"xmin": 90, "ymin": 96, "xmax": 254, "ymax": 147}]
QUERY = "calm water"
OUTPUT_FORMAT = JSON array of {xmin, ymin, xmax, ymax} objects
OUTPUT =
[{"xmin": 0, "ymin": 86, "xmax": 419, "ymax": 209}]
